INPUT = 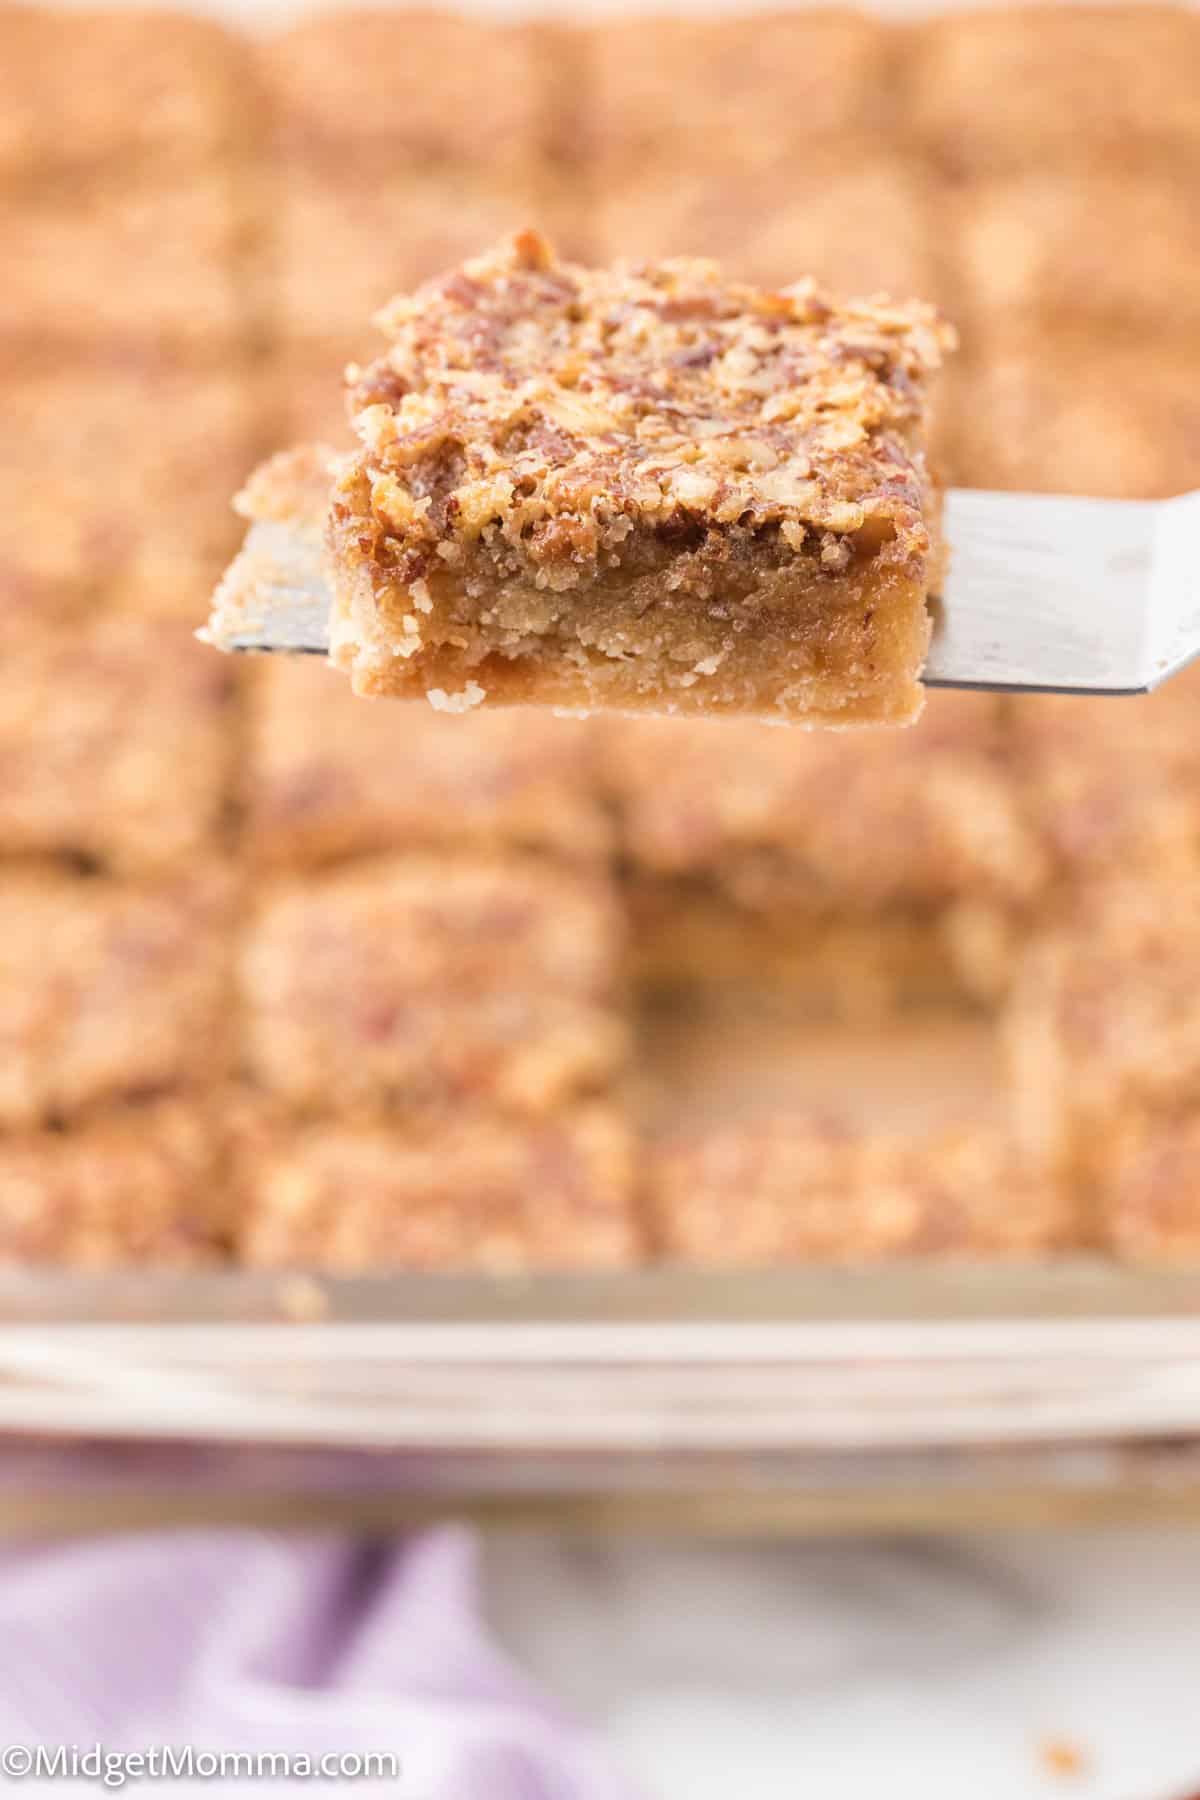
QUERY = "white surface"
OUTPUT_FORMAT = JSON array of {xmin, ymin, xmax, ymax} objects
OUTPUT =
[{"xmin": 485, "ymin": 1529, "xmax": 1200, "ymax": 1799}]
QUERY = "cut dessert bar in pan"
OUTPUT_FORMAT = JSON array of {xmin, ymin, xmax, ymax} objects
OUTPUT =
[
  {"xmin": 266, "ymin": 9, "xmax": 551, "ymax": 172},
  {"xmin": 0, "ymin": 868, "xmax": 234, "ymax": 1129},
  {"xmin": 1102, "ymin": 1117, "xmax": 1200, "ymax": 1264},
  {"xmin": 0, "ymin": 619, "xmax": 236, "ymax": 874},
  {"xmin": 957, "ymin": 170, "xmax": 1200, "ymax": 338},
  {"xmin": 325, "ymin": 232, "xmax": 951, "ymax": 723},
  {"xmin": 0, "ymin": 1099, "xmax": 227, "ymax": 1267},
  {"xmin": 0, "ymin": 363, "xmax": 258, "ymax": 629},
  {"xmin": 595, "ymin": 153, "xmax": 937, "ymax": 308},
  {"xmin": 649, "ymin": 1115, "xmax": 1073, "ymax": 1264},
  {"xmin": 0, "ymin": 6, "xmax": 252, "ymax": 179},
  {"xmin": 247, "ymin": 659, "xmax": 609, "ymax": 869},
  {"xmin": 955, "ymin": 329, "xmax": 1200, "ymax": 501},
  {"xmin": 1006, "ymin": 876, "xmax": 1200, "ymax": 1198},
  {"xmin": 240, "ymin": 853, "xmax": 628, "ymax": 1116},
  {"xmin": 912, "ymin": 4, "xmax": 1200, "ymax": 175},
  {"xmin": 605, "ymin": 693, "xmax": 1039, "ymax": 913},
  {"xmin": 1007, "ymin": 669, "xmax": 1200, "ymax": 889},
  {"xmin": 235, "ymin": 1103, "xmax": 640, "ymax": 1272},
  {"xmin": 0, "ymin": 170, "xmax": 249, "ymax": 359},
  {"xmin": 583, "ymin": 11, "xmax": 892, "ymax": 170}
]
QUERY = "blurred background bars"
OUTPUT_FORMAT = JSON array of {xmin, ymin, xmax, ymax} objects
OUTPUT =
[{"xmin": 1, "ymin": 2, "xmax": 1200, "ymax": 1274}]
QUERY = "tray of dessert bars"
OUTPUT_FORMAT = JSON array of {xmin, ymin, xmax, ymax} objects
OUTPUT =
[{"xmin": 0, "ymin": 0, "xmax": 1199, "ymax": 1523}]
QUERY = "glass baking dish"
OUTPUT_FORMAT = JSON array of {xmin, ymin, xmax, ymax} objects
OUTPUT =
[
  {"xmin": 3, "ymin": 0, "xmax": 1197, "ymax": 1532},
  {"xmin": 1, "ymin": 1262, "xmax": 1200, "ymax": 1530}
]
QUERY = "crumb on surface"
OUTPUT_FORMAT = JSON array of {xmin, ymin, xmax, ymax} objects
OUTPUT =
[{"xmin": 1037, "ymin": 1736, "xmax": 1089, "ymax": 1780}]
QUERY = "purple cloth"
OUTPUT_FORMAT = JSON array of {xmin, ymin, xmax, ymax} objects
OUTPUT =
[{"xmin": 0, "ymin": 1527, "xmax": 632, "ymax": 1798}]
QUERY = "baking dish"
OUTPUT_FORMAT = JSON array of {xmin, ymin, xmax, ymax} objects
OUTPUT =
[
  {"xmin": 3, "ymin": 0, "xmax": 1199, "ymax": 1531},
  {"xmin": 0, "ymin": 1262, "xmax": 1199, "ymax": 1530}
]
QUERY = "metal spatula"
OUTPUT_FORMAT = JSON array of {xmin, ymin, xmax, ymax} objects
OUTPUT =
[{"xmin": 206, "ymin": 486, "xmax": 1200, "ymax": 696}]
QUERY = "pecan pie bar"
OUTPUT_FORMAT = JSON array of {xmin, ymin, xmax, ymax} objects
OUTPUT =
[
  {"xmin": 235, "ymin": 1103, "xmax": 639, "ymax": 1272},
  {"xmin": 247, "ymin": 658, "xmax": 609, "ymax": 869},
  {"xmin": 0, "ymin": 619, "xmax": 235, "ymax": 873},
  {"xmin": 955, "ymin": 329, "xmax": 1200, "ymax": 500},
  {"xmin": 1007, "ymin": 672, "xmax": 1200, "ymax": 890},
  {"xmin": 0, "ymin": 169, "xmax": 249, "ymax": 359},
  {"xmin": 595, "ymin": 153, "xmax": 937, "ymax": 308},
  {"xmin": 240, "ymin": 854, "xmax": 627, "ymax": 1116},
  {"xmin": 328, "ymin": 233, "xmax": 950, "ymax": 724},
  {"xmin": 0, "ymin": 1099, "xmax": 226, "ymax": 1267},
  {"xmin": 583, "ymin": 11, "xmax": 892, "ymax": 172},
  {"xmin": 912, "ymin": 5, "xmax": 1200, "ymax": 175},
  {"xmin": 0, "ymin": 868, "xmax": 234, "ymax": 1128},
  {"xmin": 1101, "ymin": 1116, "xmax": 1200, "ymax": 1263},
  {"xmin": 608, "ymin": 697, "xmax": 1040, "ymax": 1004},
  {"xmin": 958, "ymin": 170, "xmax": 1200, "ymax": 337},
  {"xmin": 266, "ymin": 9, "xmax": 551, "ymax": 174},
  {"xmin": 1006, "ymin": 876, "xmax": 1200, "ymax": 1193},
  {"xmin": 649, "ymin": 1115, "xmax": 1071, "ymax": 1263},
  {"xmin": 0, "ymin": 363, "xmax": 258, "ymax": 628},
  {"xmin": 605, "ymin": 694, "xmax": 1034, "ymax": 911},
  {"xmin": 0, "ymin": 5, "xmax": 251, "ymax": 178}
]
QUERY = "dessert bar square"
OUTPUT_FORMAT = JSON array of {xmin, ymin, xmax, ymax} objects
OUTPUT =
[
  {"xmin": 235, "ymin": 1103, "xmax": 639, "ymax": 1272},
  {"xmin": 958, "ymin": 170, "xmax": 1200, "ymax": 337},
  {"xmin": 241, "ymin": 854, "xmax": 627, "ymax": 1116},
  {"xmin": 0, "ymin": 618, "xmax": 235, "ymax": 874},
  {"xmin": 595, "ymin": 152, "xmax": 938, "ymax": 309},
  {"xmin": 605, "ymin": 694, "xmax": 1037, "ymax": 912},
  {"xmin": 955, "ymin": 330, "xmax": 1200, "ymax": 500},
  {"xmin": 1006, "ymin": 877, "xmax": 1200, "ymax": 1193},
  {"xmin": 0, "ymin": 171, "xmax": 251, "ymax": 359},
  {"xmin": 328, "ymin": 233, "xmax": 950, "ymax": 724},
  {"xmin": 1007, "ymin": 672, "xmax": 1200, "ymax": 889},
  {"xmin": 0, "ymin": 868, "xmax": 234, "ymax": 1128},
  {"xmin": 0, "ymin": 362, "xmax": 259, "ymax": 628},
  {"xmin": 649, "ymin": 1115, "xmax": 1071, "ymax": 1263},
  {"xmin": 247, "ymin": 658, "xmax": 610, "ymax": 869},
  {"xmin": 608, "ymin": 694, "xmax": 1039, "ymax": 1007},
  {"xmin": 584, "ymin": 11, "xmax": 892, "ymax": 171},
  {"xmin": 912, "ymin": 5, "xmax": 1200, "ymax": 174},
  {"xmin": 1101, "ymin": 1117, "xmax": 1200, "ymax": 1264},
  {"xmin": 0, "ymin": 5, "xmax": 252, "ymax": 179},
  {"xmin": 0, "ymin": 1099, "xmax": 226, "ymax": 1267},
  {"xmin": 266, "ymin": 9, "xmax": 551, "ymax": 172}
]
